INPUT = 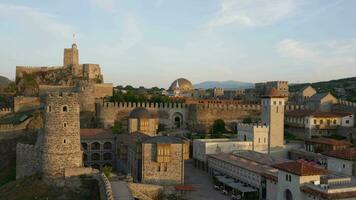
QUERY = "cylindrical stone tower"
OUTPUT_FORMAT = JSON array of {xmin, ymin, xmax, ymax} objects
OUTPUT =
[{"xmin": 40, "ymin": 92, "xmax": 82, "ymax": 180}]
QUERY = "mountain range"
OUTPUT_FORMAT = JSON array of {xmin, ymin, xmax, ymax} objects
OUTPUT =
[{"xmin": 194, "ymin": 80, "xmax": 254, "ymax": 90}]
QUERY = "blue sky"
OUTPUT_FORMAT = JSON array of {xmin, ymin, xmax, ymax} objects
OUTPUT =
[{"xmin": 0, "ymin": 0, "xmax": 356, "ymax": 88}]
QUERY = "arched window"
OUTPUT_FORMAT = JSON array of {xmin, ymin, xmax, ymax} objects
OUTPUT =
[
  {"xmin": 62, "ymin": 106, "xmax": 68, "ymax": 112},
  {"xmin": 103, "ymin": 153, "xmax": 112, "ymax": 160},
  {"xmin": 244, "ymin": 135, "xmax": 247, "ymax": 141},
  {"xmin": 91, "ymin": 153, "xmax": 100, "ymax": 161},
  {"xmin": 103, "ymin": 142, "xmax": 112, "ymax": 150},
  {"xmin": 91, "ymin": 142, "xmax": 100, "ymax": 150}
]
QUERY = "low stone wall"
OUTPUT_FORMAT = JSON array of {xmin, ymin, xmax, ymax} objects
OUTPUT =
[
  {"xmin": 16, "ymin": 143, "xmax": 41, "ymax": 179},
  {"xmin": 128, "ymin": 183, "xmax": 163, "ymax": 200},
  {"xmin": 94, "ymin": 171, "xmax": 114, "ymax": 200}
]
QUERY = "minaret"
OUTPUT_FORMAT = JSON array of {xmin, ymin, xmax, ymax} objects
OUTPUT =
[
  {"xmin": 40, "ymin": 92, "xmax": 82, "ymax": 181},
  {"xmin": 261, "ymin": 88, "xmax": 285, "ymax": 152}
]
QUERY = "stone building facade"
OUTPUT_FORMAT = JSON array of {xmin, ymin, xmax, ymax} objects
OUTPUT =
[
  {"xmin": 80, "ymin": 129, "xmax": 117, "ymax": 170},
  {"xmin": 141, "ymin": 136, "xmax": 185, "ymax": 185}
]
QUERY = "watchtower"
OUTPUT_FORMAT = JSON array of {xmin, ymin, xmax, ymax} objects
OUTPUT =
[
  {"xmin": 40, "ymin": 92, "xmax": 82, "ymax": 180},
  {"xmin": 261, "ymin": 88, "xmax": 285, "ymax": 150}
]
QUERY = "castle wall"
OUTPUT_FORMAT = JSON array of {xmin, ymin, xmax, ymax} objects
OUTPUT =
[
  {"xmin": 14, "ymin": 96, "xmax": 41, "ymax": 112},
  {"xmin": 188, "ymin": 104, "xmax": 261, "ymax": 133},
  {"xmin": 38, "ymin": 85, "xmax": 75, "ymax": 96},
  {"xmin": 96, "ymin": 102, "xmax": 189, "ymax": 129},
  {"xmin": 16, "ymin": 66, "xmax": 64, "ymax": 80},
  {"xmin": 16, "ymin": 143, "xmax": 41, "ymax": 179},
  {"xmin": 94, "ymin": 83, "xmax": 113, "ymax": 98}
]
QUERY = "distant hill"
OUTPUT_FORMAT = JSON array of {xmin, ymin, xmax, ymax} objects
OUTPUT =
[
  {"xmin": 194, "ymin": 80, "xmax": 254, "ymax": 90},
  {"xmin": 290, "ymin": 77, "xmax": 356, "ymax": 101},
  {"xmin": 0, "ymin": 75, "xmax": 12, "ymax": 86}
]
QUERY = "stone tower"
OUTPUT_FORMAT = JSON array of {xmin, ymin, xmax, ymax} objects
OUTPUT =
[
  {"xmin": 63, "ymin": 43, "xmax": 79, "ymax": 68},
  {"xmin": 261, "ymin": 88, "xmax": 285, "ymax": 150},
  {"xmin": 64, "ymin": 43, "xmax": 82, "ymax": 77},
  {"xmin": 40, "ymin": 92, "xmax": 82, "ymax": 180}
]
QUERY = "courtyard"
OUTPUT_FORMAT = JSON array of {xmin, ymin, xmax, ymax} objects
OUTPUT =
[{"xmin": 184, "ymin": 160, "xmax": 230, "ymax": 200}]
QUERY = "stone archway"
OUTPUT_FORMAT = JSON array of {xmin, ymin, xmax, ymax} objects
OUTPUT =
[{"xmin": 172, "ymin": 112, "xmax": 183, "ymax": 129}]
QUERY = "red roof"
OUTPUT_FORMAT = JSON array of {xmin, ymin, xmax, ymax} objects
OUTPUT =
[
  {"xmin": 272, "ymin": 161, "xmax": 328, "ymax": 176},
  {"xmin": 80, "ymin": 129, "xmax": 114, "ymax": 138},
  {"xmin": 286, "ymin": 110, "xmax": 353, "ymax": 118},
  {"xmin": 175, "ymin": 185, "xmax": 195, "ymax": 191},
  {"xmin": 306, "ymin": 138, "xmax": 352, "ymax": 146},
  {"xmin": 324, "ymin": 148, "xmax": 356, "ymax": 161}
]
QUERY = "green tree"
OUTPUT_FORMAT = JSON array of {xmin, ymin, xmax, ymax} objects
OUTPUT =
[
  {"xmin": 112, "ymin": 121, "xmax": 124, "ymax": 134},
  {"xmin": 103, "ymin": 166, "xmax": 112, "ymax": 179},
  {"xmin": 212, "ymin": 119, "xmax": 226, "ymax": 136}
]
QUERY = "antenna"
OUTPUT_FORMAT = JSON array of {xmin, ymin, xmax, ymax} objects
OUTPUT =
[{"xmin": 72, "ymin": 33, "xmax": 76, "ymax": 44}]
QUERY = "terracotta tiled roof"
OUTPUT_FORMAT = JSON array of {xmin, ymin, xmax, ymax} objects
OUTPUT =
[
  {"xmin": 306, "ymin": 138, "xmax": 352, "ymax": 146},
  {"xmin": 301, "ymin": 185, "xmax": 356, "ymax": 199},
  {"xmin": 272, "ymin": 161, "xmax": 328, "ymax": 176},
  {"xmin": 323, "ymin": 148, "xmax": 356, "ymax": 161},
  {"xmin": 286, "ymin": 110, "xmax": 353, "ymax": 118},
  {"xmin": 80, "ymin": 129, "xmax": 114, "ymax": 138}
]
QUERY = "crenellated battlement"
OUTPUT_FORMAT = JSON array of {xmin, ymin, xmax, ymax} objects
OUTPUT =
[
  {"xmin": 237, "ymin": 123, "xmax": 269, "ymax": 130},
  {"xmin": 0, "ymin": 107, "xmax": 12, "ymax": 116},
  {"xmin": 0, "ymin": 123, "xmax": 14, "ymax": 129},
  {"xmin": 100, "ymin": 102, "xmax": 188, "ymax": 110},
  {"xmin": 195, "ymin": 103, "xmax": 261, "ymax": 111},
  {"xmin": 338, "ymin": 99, "xmax": 356, "ymax": 108}
]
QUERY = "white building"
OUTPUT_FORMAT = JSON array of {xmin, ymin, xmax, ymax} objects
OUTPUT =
[
  {"xmin": 192, "ymin": 139, "xmax": 252, "ymax": 170},
  {"xmin": 324, "ymin": 148, "xmax": 356, "ymax": 176},
  {"xmin": 266, "ymin": 161, "xmax": 356, "ymax": 200}
]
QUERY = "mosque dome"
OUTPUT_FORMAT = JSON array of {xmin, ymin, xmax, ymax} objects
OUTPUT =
[
  {"xmin": 129, "ymin": 107, "xmax": 151, "ymax": 119},
  {"xmin": 169, "ymin": 78, "xmax": 193, "ymax": 91}
]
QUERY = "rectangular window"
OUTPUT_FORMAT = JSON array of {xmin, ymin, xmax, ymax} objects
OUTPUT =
[{"xmin": 346, "ymin": 120, "xmax": 350, "ymax": 124}]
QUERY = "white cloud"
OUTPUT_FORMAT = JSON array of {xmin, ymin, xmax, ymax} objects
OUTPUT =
[
  {"xmin": 277, "ymin": 39, "xmax": 318, "ymax": 59},
  {"xmin": 90, "ymin": 0, "xmax": 115, "ymax": 11},
  {"xmin": 0, "ymin": 4, "xmax": 74, "ymax": 40},
  {"xmin": 276, "ymin": 38, "xmax": 356, "ymax": 81},
  {"xmin": 206, "ymin": 0, "xmax": 298, "ymax": 29}
]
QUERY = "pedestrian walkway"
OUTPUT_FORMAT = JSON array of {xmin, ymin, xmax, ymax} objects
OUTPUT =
[{"xmin": 111, "ymin": 180, "xmax": 134, "ymax": 200}]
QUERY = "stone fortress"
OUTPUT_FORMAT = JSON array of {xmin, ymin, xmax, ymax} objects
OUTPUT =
[{"xmin": 2, "ymin": 41, "xmax": 356, "ymax": 200}]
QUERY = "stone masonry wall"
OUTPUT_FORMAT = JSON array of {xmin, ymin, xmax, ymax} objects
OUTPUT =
[
  {"xmin": 142, "ymin": 143, "xmax": 184, "ymax": 185},
  {"xmin": 16, "ymin": 143, "xmax": 41, "ymax": 179},
  {"xmin": 14, "ymin": 96, "xmax": 41, "ymax": 112}
]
